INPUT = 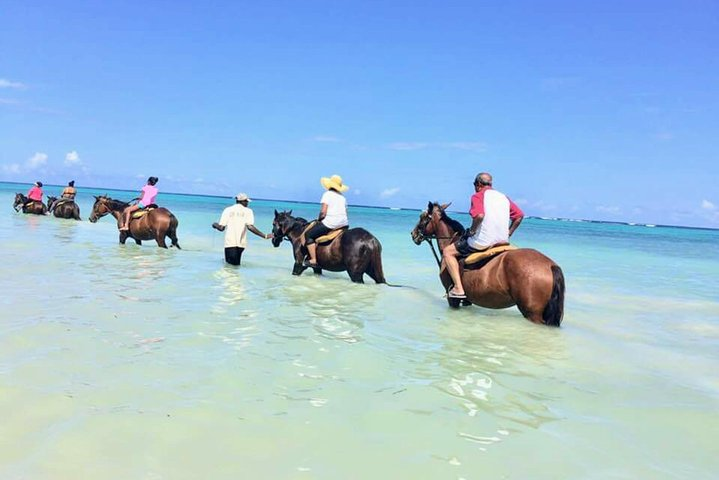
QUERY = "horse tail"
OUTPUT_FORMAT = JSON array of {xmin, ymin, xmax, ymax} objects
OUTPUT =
[
  {"xmin": 168, "ymin": 212, "xmax": 181, "ymax": 249},
  {"xmin": 366, "ymin": 236, "xmax": 387, "ymax": 284},
  {"xmin": 542, "ymin": 265, "xmax": 565, "ymax": 327},
  {"xmin": 365, "ymin": 236, "xmax": 410, "ymax": 288}
]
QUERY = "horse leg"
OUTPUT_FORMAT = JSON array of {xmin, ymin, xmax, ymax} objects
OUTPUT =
[
  {"xmin": 135, "ymin": 238, "xmax": 142, "ymax": 245},
  {"xmin": 348, "ymin": 269, "xmax": 364, "ymax": 283},
  {"xmin": 155, "ymin": 232, "xmax": 168, "ymax": 248},
  {"xmin": 119, "ymin": 231, "xmax": 128, "ymax": 245},
  {"xmin": 292, "ymin": 262, "xmax": 306, "ymax": 276}
]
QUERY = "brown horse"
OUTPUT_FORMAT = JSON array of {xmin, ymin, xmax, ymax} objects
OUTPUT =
[
  {"xmin": 47, "ymin": 196, "xmax": 81, "ymax": 220},
  {"xmin": 411, "ymin": 202, "xmax": 565, "ymax": 326},
  {"xmin": 13, "ymin": 193, "xmax": 47, "ymax": 215},
  {"xmin": 271, "ymin": 210, "xmax": 386, "ymax": 283},
  {"xmin": 88, "ymin": 195, "xmax": 181, "ymax": 249}
]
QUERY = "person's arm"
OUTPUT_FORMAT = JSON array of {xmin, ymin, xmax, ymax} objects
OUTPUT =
[
  {"xmin": 467, "ymin": 192, "xmax": 485, "ymax": 235},
  {"xmin": 508, "ymin": 199, "xmax": 524, "ymax": 237},
  {"xmin": 317, "ymin": 203, "xmax": 328, "ymax": 222},
  {"xmin": 212, "ymin": 209, "xmax": 229, "ymax": 231},
  {"xmin": 247, "ymin": 224, "xmax": 271, "ymax": 239}
]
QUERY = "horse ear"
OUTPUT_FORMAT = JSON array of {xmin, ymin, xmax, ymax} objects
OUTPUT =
[
  {"xmin": 288, "ymin": 210, "xmax": 292, "ymax": 216},
  {"xmin": 427, "ymin": 201, "xmax": 433, "ymax": 213},
  {"xmin": 440, "ymin": 202, "xmax": 452, "ymax": 211},
  {"xmin": 274, "ymin": 209, "xmax": 278, "ymax": 217}
]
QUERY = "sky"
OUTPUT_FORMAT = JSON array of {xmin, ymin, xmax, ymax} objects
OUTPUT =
[{"xmin": 1, "ymin": 0, "xmax": 718, "ymax": 227}]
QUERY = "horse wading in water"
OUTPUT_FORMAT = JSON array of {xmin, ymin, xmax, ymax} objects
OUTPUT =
[
  {"xmin": 272, "ymin": 210, "xmax": 386, "ymax": 283},
  {"xmin": 47, "ymin": 196, "xmax": 81, "ymax": 220},
  {"xmin": 13, "ymin": 193, "xmax": 46, "ymax": 215},
  {"xmin": 411, "ymin": 202, "xmax": 565, "ymax": 326},
  {"xmin": 88, "ymin": 196, "xmax": 180, "ymax": 249}
]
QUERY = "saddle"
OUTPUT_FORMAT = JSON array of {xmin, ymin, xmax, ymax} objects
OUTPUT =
[
  {"xmin": 132, "ymin": 205, "xmax": 157, "ymax": 219},
  {"xmin": 301, "ymin": 221, "xmax": 348, "ymax": 245},
  {"xmin": 462, "ymin": 243, "xmax": 517, "ymax": 267}
]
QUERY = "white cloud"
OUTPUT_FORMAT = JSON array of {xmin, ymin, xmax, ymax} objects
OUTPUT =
[
  {"xmin": 27, "ymin": 152, "xmax": 48, "ymax": 169},
  {"xmin": 0, "ymin": 78, "xmax": 26, "ymax": 89},
  {"xmin": 654, "ymin": 132, "xmax": 674, "ymax": 141},
  {"xmin": 65, "ymin": 150, "xmax": 81, "ymax": 166},
  {"xmin": 2, "ymin": 163, "xmax": 21, "ymax": 174},
  {"xmin": 0, "ymin": 98, "xmax": 20, "ymax": 105},
  {"xmin": 312, "ymin": 135, "xmax": 341, "ymax": 143},
  {"xmin": 388, "ymin": 141, "xmax": 487, "ymax": 152},
  {"xmin": 380, "ymin": 187, "xmax": 400, "ymax": 198},
  {"xmin": 352, "ymin": 188, "xmax": 362, "ymax": 195},
  {"xmin": 389, "ymin": 142, "xmax": 429, "ymax": 151},
  {"xmin": 596, "ymin": 205, "xmax": 621, "ymax": 215},
  {"xmin": 701, "ymin": 199, "xmax": 716, "ymax": 211},
  {"xmin": 445, "ymin": 142, "xmax": 487, "ymax": 152}
]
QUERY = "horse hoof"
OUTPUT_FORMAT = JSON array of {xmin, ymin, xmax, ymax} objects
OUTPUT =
[{"xmin": 447, "ymin": 297, "xmax": 462, "ymax": 309}]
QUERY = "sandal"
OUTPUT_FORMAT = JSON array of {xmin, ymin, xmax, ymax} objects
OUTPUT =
[{"xmin": 447, "ymin": 288, "xmax": 467, "ymax": 299}]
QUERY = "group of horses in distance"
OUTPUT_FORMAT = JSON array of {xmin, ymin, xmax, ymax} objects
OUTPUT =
[{"xmin": 12, "ymin": 191, "xmax": 565, "ymax": 326}]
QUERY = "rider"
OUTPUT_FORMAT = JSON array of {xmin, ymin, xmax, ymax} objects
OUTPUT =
[
  {"xmin": 303, "ymin": 174, "xmax": 349, "ymax": 268},
  {"xmin": 26, "ymin": 181, "xmax": 45, "ymax": 209},
  {"xmin": 119, "ymin": 176, "xmax": 159, "ymax": 231},
  {"xmin": 442, "ymin": 172, "xmax": 524, "ymax": 299},
  {"xmin": 61, "ymin": 180, "xmax": 77, "ymax": 199}
]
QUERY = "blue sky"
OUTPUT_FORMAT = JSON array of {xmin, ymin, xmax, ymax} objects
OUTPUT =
[{"xmin": 1, "ymin": 0, "xmax": 718, "ymax": 227}]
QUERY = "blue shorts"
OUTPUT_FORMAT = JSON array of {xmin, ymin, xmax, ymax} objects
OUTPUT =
[{"xmin": 137, "ymin": 202, "xmax": 146, "ymax": 209}]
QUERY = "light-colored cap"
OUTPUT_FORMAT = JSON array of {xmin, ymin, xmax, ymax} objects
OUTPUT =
[{"xmin": 236, "ymin": 193, "xmax": 251, "ymax": 202}]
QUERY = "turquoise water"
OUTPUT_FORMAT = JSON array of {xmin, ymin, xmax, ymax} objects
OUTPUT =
[{"xmin": 1, "ymin": 182, "xmax": 718, "ymax": 479}]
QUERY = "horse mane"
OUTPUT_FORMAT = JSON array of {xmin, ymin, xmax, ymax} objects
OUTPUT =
[
  {"xmin": 100, "ymin": 196, "xmax": 129, "ymax": 211},
  {"xmin": 281, "ymin": 212, "xmax": 309, "ymax": 234},
  {"xmin": 433, "ymin": 202, "xmax": 466, "ymax": 235}
]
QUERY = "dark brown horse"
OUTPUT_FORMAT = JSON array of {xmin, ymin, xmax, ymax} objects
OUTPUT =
[
  {"xmin": 13, "ymin": 193, "xmax": 47, "ymax": 215},
  {"xmin": 272, "ymin": 210, "xmax": 386, "ymax": 283},
  {"xmin": 88, "ymin": 195, "xmax": 181, "ymax": 249},
  {"xmin": 411, "ymin": 202, "xmax": 565, "ymax": 326},
  {"xmin": 47, "ymin": 196, "xmax": 81, "ymax": 220}
]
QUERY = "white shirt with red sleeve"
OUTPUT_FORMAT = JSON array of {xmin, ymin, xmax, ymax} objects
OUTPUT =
[{"xmin": 468, "ymin": 187, "xmax": 524, "ymax": 249}]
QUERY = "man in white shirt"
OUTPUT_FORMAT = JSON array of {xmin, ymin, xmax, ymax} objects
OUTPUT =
[
  {"xmin": 212, "ymin": 193, "xmax": 271, "ymax": 266},
  {"xmin": 442, "ymin": 172, "xmax": 524, "ymax": 299}
]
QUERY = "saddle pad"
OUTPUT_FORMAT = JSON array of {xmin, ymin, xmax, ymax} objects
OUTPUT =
[
  {"xmin": 316, "ymin": 228, "xmax": 346, "ymax": 244},
  {"xmin": 132, "ymin": 207, "xmax": 155, "ymax": 219},
  {"xmin": 464, "ymin": 244, "xmax": 517, "ymax": 265}
]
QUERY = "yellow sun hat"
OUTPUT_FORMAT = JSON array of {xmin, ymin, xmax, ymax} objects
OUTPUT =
[{"xmin": 320, "ymin": 174, "xmax": 349, "ymax": 192}]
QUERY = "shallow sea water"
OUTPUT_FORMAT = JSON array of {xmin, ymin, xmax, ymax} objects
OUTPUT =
[{"xmin": 1, "ymin": 182, "xmax": 717, "ymax": 479}]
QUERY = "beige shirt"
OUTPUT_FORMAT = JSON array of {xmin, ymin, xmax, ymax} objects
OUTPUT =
[{"xmin": 218, "ymin": 204, "xmax": 255, "ymax": 248}]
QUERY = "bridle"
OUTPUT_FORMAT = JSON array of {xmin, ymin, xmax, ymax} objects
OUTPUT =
[
  {"xmin": 414, "ymin": 207, "xmax": 461, "ymax": 269},
  {"xmin": 89, "ymin": 199, "xmax": 114, "ymax": 222}
]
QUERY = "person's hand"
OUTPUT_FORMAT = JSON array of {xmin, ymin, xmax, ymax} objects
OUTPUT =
[{"xmin": 265, "ymin": 233, "xmax": 272, "ymax": 239}]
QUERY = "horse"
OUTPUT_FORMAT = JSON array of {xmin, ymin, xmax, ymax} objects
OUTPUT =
[
  {"xmin": 271, "ymin": 210, "xmax": 386, "ymax": 283},
  {"xmin": 47, "ymin": 196, "xmax": 81, "ymax": 220},
  {"xmin": 411, "ymin": 202, "xmax": 565, "ymax": 326},
  {"xmin": 13, "ymin": 193, "xmax": 47, "ymax": 215},
  {"xmin": 88, "ymin": 195, "xmax": 181, "ymax": 249}
]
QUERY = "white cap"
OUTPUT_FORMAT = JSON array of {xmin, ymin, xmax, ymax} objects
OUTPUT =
[{"xmin": 235, "ymin": 193, "xmax": 251, "ymax": 202}]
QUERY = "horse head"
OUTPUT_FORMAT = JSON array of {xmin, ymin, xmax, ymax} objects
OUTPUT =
[
  {"xmin": 89, "ymin": 195, "xmax": 115, "ymax": 223},
  {"xmin": 411, "ymin": 201, "xmax": 455, "ymax": 245},
  {"xmin": 271, "ymin": 209, "xmax": 295, "ymax": 247},
  {"xmin": 47, "ymin": 196, "xmax": 57, "ymax": 211},
  {"xmin": 12, "ymin": 193, "xmax": 25, "ymax": 211}
]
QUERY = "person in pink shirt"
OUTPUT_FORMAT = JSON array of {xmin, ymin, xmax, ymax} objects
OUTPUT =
[
  {"xmin": 25, "ymin": 181, "xmax": 47, "ymax": 213},
  {"xmin": 27, "ymin": 181, "xmax": 44, "ymax": 202},
  {"xmin": 119, "ymin": 176, "xmax": 159, "ymax": 231}
]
